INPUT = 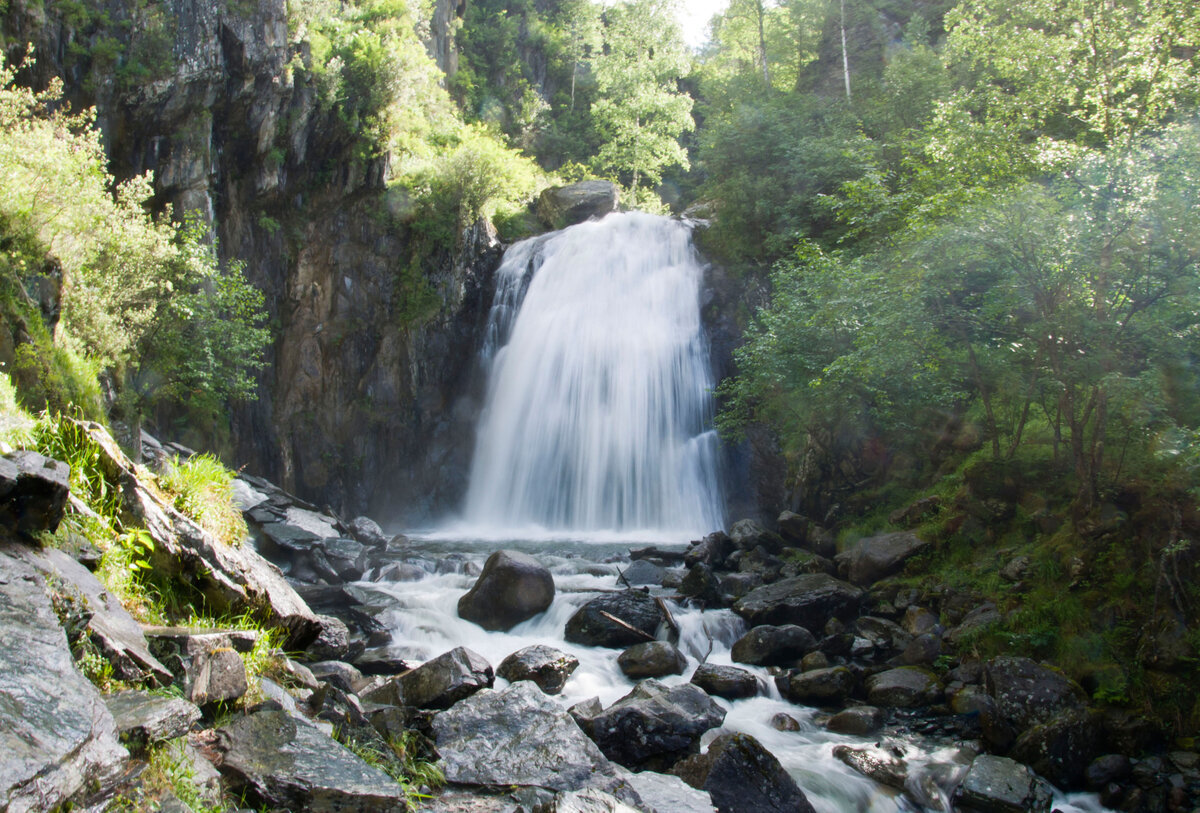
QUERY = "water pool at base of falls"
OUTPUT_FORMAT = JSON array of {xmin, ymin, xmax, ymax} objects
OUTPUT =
[{"xmin": 351, "ymin": 535, "xmax": 1109, "ymax": 813}]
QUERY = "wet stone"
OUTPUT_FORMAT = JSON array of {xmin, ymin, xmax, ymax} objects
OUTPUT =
[{"xmin": 497, "ymin": 644, "xmax": 579, "ymax": 695}]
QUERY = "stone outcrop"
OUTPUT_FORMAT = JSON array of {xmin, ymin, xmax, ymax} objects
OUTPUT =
[
  {"xmin": 836, "ymin": 531, "xmax": 930, "ymax": 586},
  {"xmin": 954, "ymin": 754, "xmax": 1053, "ymax": 813},
  {"xmin": 457, "ymin": 549, "xmax": 555, "ymax": 631},
  {"xmin": 0, "ymin": 451, "xmax": 70, "ymax": 539},
  {"xmin": 0, "ymin": 545, "xmax": 129, "ymax": 811},
  {"xmin": 689, "ymin": 664, "xmax": 759, "ymax": 700},
  {"xmin": 536, "ymin": 181, "xmax": 620, "ymax": 229},
  {"xmin": 617, "ymin": 641, "xmax": 687, "ymax": 679},
  {"xmin": 105, "ymin": 691, "xmax": 202, "ymax": 751}
]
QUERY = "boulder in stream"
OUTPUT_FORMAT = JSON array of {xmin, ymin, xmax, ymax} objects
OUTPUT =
[
  {"xmin": 580, "ymin": 680, "xmax": 726, "ymax": 771},
  {"xmin": 672, "ymin": 732, "xmax": 816, "ymax": 813},
  {"xmin": 432, "ymin": 680, "xmax": 619, "ymax": 791},
  {"xmin": 565, "ymin": 589, "xmax": 665, "ymax": 648},
  {"xmin": 690, "ymin": 663, "xmax": 759, "ymax": 700},
  {"xmin": 731, "ymin": 624, "xmax": 817, "ymax": 666},
  {"xmin": 398, "ymin": 646, "xmax": 494, "ymax": 709},
  {"xmin": 618, "ymin": 641, "xmax": 687, "ymax": 679},
  {"xmin": 865, "ymin": 667, "xmax": 943, "ymax": 708},
  {"xmin": 497, "ymin": 644, "xmax": 579, "ymax": 695},
  {"xmin": 537, "ymin": 180, "xmax": 620, "ymax": 228},
  {"xmin": 776, "ymin": 666, "xmax": 857, "ymax": 706},
  {"xmin": 457, "ymin": 549, "xmax": 555, "ymax": 631}
]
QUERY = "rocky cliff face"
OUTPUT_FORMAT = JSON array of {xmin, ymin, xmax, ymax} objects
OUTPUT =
[{"xmin": 3, "ymin": 0, "xmax": 494, "ymax": 523}]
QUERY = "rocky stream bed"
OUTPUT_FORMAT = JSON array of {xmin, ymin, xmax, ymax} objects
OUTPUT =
[{"xmin": 2, "ymin": 430, "xmax": 1198, "ymax": 812}]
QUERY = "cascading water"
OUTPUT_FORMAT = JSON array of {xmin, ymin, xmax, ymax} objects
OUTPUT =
[{"xmin": 460, "ymin": 212, "xmax": 724, "ymax": 539}]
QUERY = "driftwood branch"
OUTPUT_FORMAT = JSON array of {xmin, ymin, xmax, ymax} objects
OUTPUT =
[{"xmin": 598, "ymin": 611, "xmax": 656, "ymax": 643}]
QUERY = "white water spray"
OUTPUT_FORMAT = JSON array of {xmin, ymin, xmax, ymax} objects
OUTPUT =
[{"xmin": 461, "ymin": 212, "xmax": 724, "ymax": 538}]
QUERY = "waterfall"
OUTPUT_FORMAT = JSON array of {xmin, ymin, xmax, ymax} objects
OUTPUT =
[{"xmin": 461, "ymin": 212, "xmax": 724, "ymax": 539}]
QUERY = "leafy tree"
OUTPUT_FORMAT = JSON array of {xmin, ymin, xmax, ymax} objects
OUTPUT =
[
  {"xmin": 590, "ymin": 0, "xmax": 695, "ymax": 198},
  {"xmin": 0, "ymin": 58, "xmax": 268, "ymax": 442}
]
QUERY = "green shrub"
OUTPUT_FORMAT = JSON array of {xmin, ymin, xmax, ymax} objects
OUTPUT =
[{"xmin": 158, "ymin": 454, "xmax": 247, "ymax": 547}]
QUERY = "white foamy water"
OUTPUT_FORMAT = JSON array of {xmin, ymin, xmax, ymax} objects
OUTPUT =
[{"xmin": 460, "ymin": 212, "xmax": 724, "ymax": 538}]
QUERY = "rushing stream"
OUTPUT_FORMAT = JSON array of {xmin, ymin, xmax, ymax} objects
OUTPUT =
[{"xmin": 369, "ymin": 213, "xmax": 1108, "ymax": 810}]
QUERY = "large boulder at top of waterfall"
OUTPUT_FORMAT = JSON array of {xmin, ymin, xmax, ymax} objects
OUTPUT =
[
  {"xmin": 672, "ymin": 732, "xmax": 816, "ymax": 813},
  {"xmin": 497, "ymin": 644, "xmax": 579, "ymax": 695},
  {"xmin": 398, "ymin": 646, "xmax": 494, "ymax": 709},
  {"xmin": 731, "ymin": 624, "xmax": 817, "ymax": 666},
  {"xmin": 0, "ymin": 546, "xmax": 129, "ymax": 811},
  {"xmin": 954, "ymin": 754, "xmax": 1053, "ymax": 813},
  {"xmin": 690, "ymin": 664, "xmax": 759, "ymax": 700},
  {"xmin": 836, "ymin": 532, "xmax": 930, "ymax": 586},
  {"xmin": 732, "ymin": 574, "xmax": 863, "ymax": 631},
  {"xmin": 215, "ymin": 710, "xmax": 407, "ymax": 811},
  {"xmin": 565, "ymin": 589, "xmax": 665, "ymax": 648},
  {"xmin": 618, "ymin": 641, "xmax": 687, "ymax": 679},
  {"xmin": 579, "ymin": 680, "xmax": 726, "ymax": 772},
  {"xmin": 1, "ymin": 451, "xmax": 71, "ymax": 539},
  {"xmin": 457, "ymin": 549, "xmax": 555, "ymax": 631},
  {"xmin": 537, "ymin": 180, "xmax": 620, "ymax": 228},
  {"xmin": 432, "ymin": 680, "xmax": 619, "ymax": 791}
]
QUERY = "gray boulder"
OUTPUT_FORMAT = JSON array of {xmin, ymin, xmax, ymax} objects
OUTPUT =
[
  {"xmin": 0, "ymin": 547, "xmax": 128, "ymax": 811},
  {"xmin": 497, "ymin": 644, "xmax": 579, "ymax": 695},
  {"xmin": 565, "ymin": 590, "xmax": 665, "ymax": 648},
  {"xmin": 776, "ymin": 666, "xmax": 857, "ymax": 706},
  {"xmin": 347, "ymin": 516, "xmax": 388, "ymax": 547},
  {"xmin": 954, "ymin": 754, "xmax": 1053, "ymax": 813},
  {"xmin": 458, "ymin": 550, "xmax": 555, "ymax": 631},
  {"xmin": 582, "ymin": 680, "xmax": 726, "ymax": 771},
  {"xmin": 837, "ymin": 532, "xmax": 930, "ymax": 586},
  {"xmin": 432, "ymin": 680, "xmax": 618, "ymax": 790},
  {"xmin": 1010, "ymin": 708, "xmax": 1102, "ymax": 789},
  {"xmin": 398, "ymin": 646, "xmax": 493, "ymax": 709},
  {"xmin": 672, "ymin": 732, "xmax": 816, "ymax": 813},
  {"xmin": 729, "ymin": 518, "xmax": 784, "ymax": 554},
  {"xmin": 827, "ymin": 706, "xmax": 885, "ymax": 735},
  {"xmin": 618, "ymin": 641, "xmax": 687, "ymax": 679},
  {"xmin": 731, "ymin": 624, "xmax": 817, "ymax": 666},
  {"xmin": 216, "ymin": 710, "xmax": 407, "ymax": 810},
  {"xmin": 984, "ymin": 656, "xmax": 1087, "ymax": 731},
  {"xmin": 105, "ymin": 691, "xmax": 201, "ymax": 750},
  {"xmin": 537, "ymin": 180, "xmax": 620, "ymax": 228},
  {"xmin": 683, "ymin": 532, "xmax": 734, "ymax": 569},
  {"xmin": 865, "ymin": 667, "xmax": 943, "ymax": 708},
  {"xmin": 144, "ymin": 627, "xmax": 253, "ymax": 705},
  {"xmin": 732, "ymin": 574, "xmax": 863, "ymax": 631},
  {"xmin": 620, "ymin": 559, "xmax": 665, "ymax": 586},
  {"xmin": 0, "ymin": 450, "xmax": 70, "ymax": 539},
  {"xmin": 690, "ymin": 663, "xmax": 758, "ymax": 700}
]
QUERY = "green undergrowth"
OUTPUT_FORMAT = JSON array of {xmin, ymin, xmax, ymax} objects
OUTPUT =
[
  {"xmin": 336, "ymin": 727, "xmax": 444, "ymax": 807},
  {"xmin": 158, "ymin": 453, "xmax": 248, "ymax": 547},
  {"xmin": 831, "ymin": 442, "xmax": 1200, "ymax": 738}
]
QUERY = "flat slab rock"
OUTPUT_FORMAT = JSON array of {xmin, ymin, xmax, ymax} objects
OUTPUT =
[
  {"xmin": 732, "ymin": 574, "xmax": 863, "ymax": 631},
  {"xmin": 431, "ymin": 680, "xmax": 619, "ymax": 791},
  {"xmin": 954, "ymin": 754, "xmax": 1053, "ymax": 813},
  {"xmin": 0, "ymin": 546, "xmax": 128, "ymax": 811},
  {"xmin": 24, "ymin": 547, "xmax": 174, "ymax": 685},
  {"xmin": 105, "ymin": 690, "xmax": 201, "ymax": 748},
  {"xmin": 216, "ymin": 710, "xmax": 407, "ymax": 811}
]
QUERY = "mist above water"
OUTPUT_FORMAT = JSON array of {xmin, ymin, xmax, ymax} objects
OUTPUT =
[{"xmin": 459, "ymin": 212, "xmax": 724, "ymax": 540}]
